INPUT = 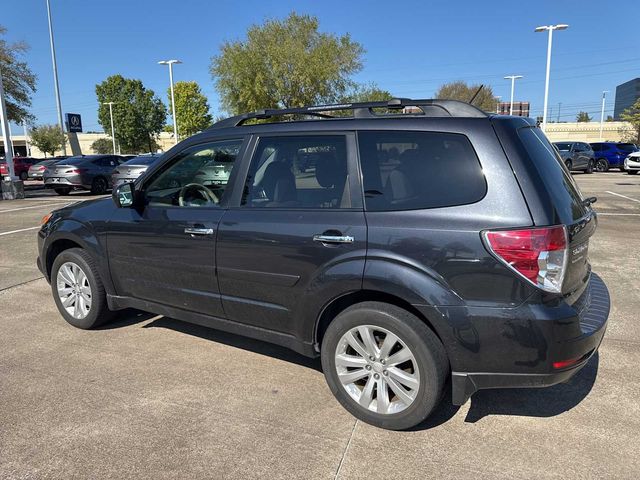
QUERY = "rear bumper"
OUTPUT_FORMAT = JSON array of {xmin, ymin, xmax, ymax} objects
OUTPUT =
[{"xmin": 449, "ymin": 273, "xmax": 610, "ymax": 405}]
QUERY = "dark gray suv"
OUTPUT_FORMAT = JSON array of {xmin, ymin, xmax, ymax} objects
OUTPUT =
[{"xmin": 37, "ymin": 99, "xmax": 609, "ymax": 430}]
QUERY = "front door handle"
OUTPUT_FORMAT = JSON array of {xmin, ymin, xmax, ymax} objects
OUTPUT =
[
  {"xmin": 185, "ymin": 227, "xmax": 214, "ymax": 236},
  {"xmin": 313, "ymin": 234, "xmax": 354, "ymax": 244}
]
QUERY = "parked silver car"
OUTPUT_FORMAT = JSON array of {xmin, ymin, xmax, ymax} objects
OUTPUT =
[
  {"xmin": 28, "ymin": 157, "xmax": 68, "ymax": 180},
  {"xmin": 624, "ymin": 151, "xmax": 640, "ymax": 175},
  {"xmin": 111, "ymin": 154, "xmax": 161, "ymax": 187},
  {"xmin": 43, "ymin": 155, "xmax": 125, "ymax": 195}
]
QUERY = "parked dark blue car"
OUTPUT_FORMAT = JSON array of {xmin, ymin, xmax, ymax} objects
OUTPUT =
[{"xmin": 590, "ymin": 142, "xmax": 639, "ymax": 172}]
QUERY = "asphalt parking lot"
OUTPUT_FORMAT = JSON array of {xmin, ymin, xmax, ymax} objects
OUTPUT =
[{"xmin": 1, "ymin": 175, "xmax": 639, "ymax": 479}]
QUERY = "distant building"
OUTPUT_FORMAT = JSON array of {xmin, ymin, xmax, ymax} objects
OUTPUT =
[
  {"xmin": 496, "ymin": 101, "xmax": 530, "ymax": 117},
  {"xmin": 614, "ymin": 78, "xmax": 640, "ymax": 119}
]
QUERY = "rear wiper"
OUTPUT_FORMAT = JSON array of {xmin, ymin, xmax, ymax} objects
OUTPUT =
[{"xmin": 582, "ymin": 196, "xmax": 597, "ymax": 206}]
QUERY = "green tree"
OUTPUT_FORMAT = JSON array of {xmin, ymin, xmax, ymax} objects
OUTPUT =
[
  {"xmin": 29, "ymin": 124, "xmax": 66, "ymax": 157},
  {"xmin": 0, "ymin": 25, "xmax": 37, "ymax": 124},
  {"xmin": 168, "ymin": 81, "xmax": 212, "ymax": 138},
  {"xmin": 576, "ymin": 111, "xmax": 592, "ymax": 122},
  {"xmin": 95, "ymin": 75, "xmax": 166, "ymax": 153},
  {"xmin": 435, "ymin": 81, "xmax": 498, "ymax": 112},
  {"xmin": 343, "ymin": 84, "xmax": 393, "ymax": 103},
  {"xmin": 620, "ymin": 98, "xmax": 640, "ymax": 144},
  {"xmin": 210, "ymin": 12, "xmax": 364, "ymax": 114},
  {"xmin": 90, "ymin": 137, "xmax": 113, "ymax": 154}
]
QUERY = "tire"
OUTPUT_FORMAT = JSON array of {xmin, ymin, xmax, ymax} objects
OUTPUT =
[
  {"xmin": 91, "ymin": 176, "xmax": 108, "ymax": 195},
  {"xmin": 585, "ymin": 159, "xmax": 594, "ymax": 174},
  {"xmin": 321, "ymin": 301, "xmax": 448, "ymax": 430},
  {"xmin": 620, "ymin": 167, "xmax": 627, "ymax": 172},
  {"xmin": 51, "ymin": 248, "xmax": 114, "ymax": 329},
  {"xmin": 565, "ymin": 160, "xmax": 572, "ymax": 171},
  {"xmin": 54, "ymin": 187, "xmax": 71, "ymax": 196},
  {"xmin": 628, "ymin": 170, "xmax": 638, "ymax": 175},
  {"xmin": 595, "ymin": 158, "xmax": 609, "ymax": 172},
  {"xmin": 19, "ymin": 171, "xmax": 28, "ymax": 181}
]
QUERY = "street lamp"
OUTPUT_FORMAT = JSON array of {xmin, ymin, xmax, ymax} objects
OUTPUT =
[
  {"xmin": 102, "ymin": 102, "xmax": 117, "ymax": 154},
  {"xmin": 534, "ymin": 24, "xmax": 569, "ymax": 132},
  {"xmin": 504, "ymin": 75, "xmax": 524, "ymax": 115},
  {"xmin": 599, "ymin": 91, "xmax": 609, "ymax": 141},
  {"xmin": 46, "ymin": 0, "xmax": 67, "ymax": 155},
  {"xmin": 158, "ymin": 59, "xmax": 182, "ymax": 145}
]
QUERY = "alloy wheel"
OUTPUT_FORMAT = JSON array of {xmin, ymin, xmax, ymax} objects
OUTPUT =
[
  {"xmin": 56, "ymin": 261, "xmax": 92, "ymax": 319},
  {"xmin": 334, "ymin": 325, "xmax": 420, "ymax": 415}
]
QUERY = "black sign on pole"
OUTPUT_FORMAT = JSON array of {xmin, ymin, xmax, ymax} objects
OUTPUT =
[{"xmin": 65, "ymin": 113, "xmax": 83, "ymax": 133}]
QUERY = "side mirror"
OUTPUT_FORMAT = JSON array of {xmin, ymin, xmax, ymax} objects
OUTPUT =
[{"xmin": 112, "ymin": 182, "xmax": 135, "ymax": 208}]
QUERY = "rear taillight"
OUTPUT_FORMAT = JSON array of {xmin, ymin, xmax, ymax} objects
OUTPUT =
[
  {"xmin": 38, "ymin": 166, "xmax": 46, "ymax": 171},
  {"xmin": 482, "ymin": 225, "xmax": 568, "ymax": 293},
  {"xmin": 68, "ymin": 168, "xmax": 85, "ymax": 174}
]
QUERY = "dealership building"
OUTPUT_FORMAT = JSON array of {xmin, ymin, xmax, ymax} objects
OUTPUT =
[{"xmin": 614, "ymin": 78, "xmax": 640, "ymax": 119}]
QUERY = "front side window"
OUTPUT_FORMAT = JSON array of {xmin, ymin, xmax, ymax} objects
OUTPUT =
[
  {"xmin": 241, "ymin": 135, "xmax": 350, "ymax": 209},
  {"xmin": 145, "ymin": 139, "xmax": 242, "ymax": 207},
  {"xmin": 358, "ymin": 131, "xmax": 486, "ymax": 211}
]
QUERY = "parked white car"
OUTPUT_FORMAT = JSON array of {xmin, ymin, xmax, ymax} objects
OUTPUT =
[{"xmin": 624, "ymin": 151, "xmax": 640, "ymax": 175}]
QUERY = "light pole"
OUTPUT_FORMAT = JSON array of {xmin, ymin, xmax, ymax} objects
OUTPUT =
[
  {"xmin": 535, "ymin": 24, "xmax": 569, "ymax": 132},
  {"xmin": 495, "ymin": 96, "xmax": 502, "ymax": 114},
  {"xmin": 599, "ymin": 91, "xmax": 609, "ymax": 141},
  {"xmin": 158, "ymin": 59, "xmax": 181, "ymax": 145},
  {"xmin": 504, "ymin": 75, "xmax": 523, "ymax": 115},
  {"xmin": 102, "ymin": 102, "xmax": 117, "ymax": 154},
  {"xmin": 23, "ymin": 122, "xmax": 30, "ymax": 156},
  {"xmin": 0, "ymin": 67, "xmax": 16, "ymax": 179},
  {"xmin": 46, "ymin": 0, "xmax": 67, "ymax": 155}
]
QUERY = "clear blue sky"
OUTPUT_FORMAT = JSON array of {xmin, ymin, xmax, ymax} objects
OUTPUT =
[{"xmin": 3, "ymin": 0, "xmax": 639, "ymax": 133}]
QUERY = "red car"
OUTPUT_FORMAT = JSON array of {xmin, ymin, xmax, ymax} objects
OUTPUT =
[{"xmin": 0, "ymin": 157, "xmax": 41, "ymax": 180}]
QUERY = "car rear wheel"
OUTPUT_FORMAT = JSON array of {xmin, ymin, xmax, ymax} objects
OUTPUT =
[
  {"xmin": 91, "ymin": 177, "xmax": 108, "ymax": 195},
  {"xmin": 321, "ymin": 301, "xmax": 448, "ymax": 430},
  {"xmin": 51, "ymin": 248, "xmax": 113, "ymax": 329},
  {"xmin": 595, "ymin": 158, "xmax": 609, "ymax": 172},
  {"xmin": 19, "ymin": 171, "xmax": 28, "ymax": 181},
  {"xmin": 54, "ymin": 187, "xmax": 71, "ymax": 196}
]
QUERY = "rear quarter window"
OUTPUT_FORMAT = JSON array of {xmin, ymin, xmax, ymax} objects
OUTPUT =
[
  {"xmin": 518, "ymin": 127, "xmax": 588, "ymax": 222},
  {"xmin": 357, "ymin": 131, "xmax": 486, "ymax": 211}
]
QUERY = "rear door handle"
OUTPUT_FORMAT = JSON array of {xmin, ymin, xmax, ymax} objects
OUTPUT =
[
  {"xmin": 185, "ymin": 227, "xmax": 214, "ymax": 236},
  {"xmin": 313, "ymin": 234, "xmax": 354, "ymax": 244}
]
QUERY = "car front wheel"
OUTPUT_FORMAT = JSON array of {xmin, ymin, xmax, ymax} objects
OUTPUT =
[
  {"xmin": 628, "ymin": 170, "xmax": 638, "ymax": 175},
  {"xmin": 51, "ymin": 248, "xmax": 113, "ymax": 329},
  {"xmin": 321, "ymin": 302, "xmax": 448, "ymax": 430},
  {"xmin": 595, "ymin": 158, "xmax": 609, "ymax": 172}
]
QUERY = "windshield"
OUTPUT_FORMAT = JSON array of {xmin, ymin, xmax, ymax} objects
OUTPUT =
[
  {"xmin": 554, "ymin": 143, "xmax": 572, "ymax": 152},
  {"xmin": 123, "ymin": 156, "xmax": 158, "ymax": 166}
]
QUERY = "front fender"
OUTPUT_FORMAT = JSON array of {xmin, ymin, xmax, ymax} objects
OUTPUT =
[{"xmin": 42, "ymin": 218, "xmax": 115, "ymax": 295}]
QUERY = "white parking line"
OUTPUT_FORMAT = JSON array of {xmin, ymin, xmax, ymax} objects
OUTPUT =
[
  {"xmin": 606, "ymin": 191, "xmax": 640, "ymax": 204},
  {"xmin": 598, "ymin": 213, "xmax": 640, "ymax": 216},
  {"xmin": 0, "ymin": 202, "xmax": 72, "ymax": 213},
  {"xmin": 0, "ymin": 226, "xmax": 40, "ymax": 236}
]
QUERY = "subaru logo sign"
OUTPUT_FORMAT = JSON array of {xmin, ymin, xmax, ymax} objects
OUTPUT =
[{"xmin": 65, "ymin": 113, "xmax": 82, "ymax": 133}]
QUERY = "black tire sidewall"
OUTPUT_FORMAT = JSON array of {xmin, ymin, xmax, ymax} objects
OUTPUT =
[
  {"xmin": 92, "ymin": 177, "xmax": 107, "ymax": 195},
  {"xmin": 321, "ymin": 303, "xmax": 447, "ymax": 430},
  {"xmin": 51, "ymin": 249, "xmax": 108, "ymax": 329},
  {"xmin": 54, "ymin": 188, "xmax": 70, "ymax": 195}
]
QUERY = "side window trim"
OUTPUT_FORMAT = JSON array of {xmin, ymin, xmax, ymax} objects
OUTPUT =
[{"xmin": 230, "ymin": 132, "xmax": 362, "ymax": 211}]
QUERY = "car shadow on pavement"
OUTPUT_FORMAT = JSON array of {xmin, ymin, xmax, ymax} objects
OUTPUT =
[
  {"xmin": 96, "ymin": 308, "xmax": 159, "ymax": 330},
  {"xmin": 463, "ymin": 352, "xmax": 599, "ymax": 423},
  {"xmin": 142, "ymin": 316, "xmax": 323, "ymax": 372}
]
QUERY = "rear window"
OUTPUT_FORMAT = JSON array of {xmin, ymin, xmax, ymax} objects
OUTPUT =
[
  {"xmin": 617, "ymin": 143, "xmax": 638, "ymax": 152},
  {"xmin": 519, "ymin": 127, "xmax": 588, "ymax": 222},
  {"xmin": 357, "ymin": 131, "xmax": 486, "ymax": 211}
]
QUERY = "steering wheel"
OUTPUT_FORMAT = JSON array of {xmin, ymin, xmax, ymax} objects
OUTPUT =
[{"xmin": 178, "ymin": 183, "xmax": 219, "ymax": 207}]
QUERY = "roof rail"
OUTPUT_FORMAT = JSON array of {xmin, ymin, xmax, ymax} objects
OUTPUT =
[{"xmin": 209, "ymin": 98, "xmax": 488, "ymax": 129}]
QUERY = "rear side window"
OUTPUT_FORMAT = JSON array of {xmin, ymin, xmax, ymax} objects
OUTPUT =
[
  {"xmin": 357, "ymin": 131, "xmax": 486, "ymax": 211},
  {"xmin": 518, "ymin": 127, "xmax": 588, "ymax": 222}
]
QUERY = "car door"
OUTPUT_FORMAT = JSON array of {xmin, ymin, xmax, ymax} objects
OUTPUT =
[
  {"xmin": 106, "ymin": 138, "xmax": 246, "ymax": 317},
  {"xmin": 216, "ymin": 133, "xmax": 366, "ymax": 336}
]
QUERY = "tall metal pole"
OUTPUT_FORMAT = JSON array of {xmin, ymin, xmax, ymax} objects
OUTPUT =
[
  {"xmin": 159, "ymin": 59, "xmax": 181, "ymax": 145},
  {"xmin": 23, "ymin": 122, "xmax": 30, "ymax": 156},
  {"xmin": 103, "ymin": 102, "xmax": 117, "ymax": 154},
  {"xmin": 599, "ymin": 91, "xmax": 608, "ymax": 141},
  {"xmin": 541, "ymin": 28, "xmax": 553, "ymax": 132},
  {"xmin": 0, "ymin": 68, "xmax": 16, "ymax": 179},
  {"xmin": 557, "ymin": 102, "xmax": 561, "ymax": 123},
  {"xmin": 504, "ymin": 75, "xmax": 523, "ymax": 115},
  {"xmin": 46, "ymin": 0, "xmax": 66, "ymax": 155}
]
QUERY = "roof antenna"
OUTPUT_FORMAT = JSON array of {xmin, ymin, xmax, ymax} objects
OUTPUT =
[{"xmin": 469, "ymin": 84, "xmax": 484, "ymax": 105}]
